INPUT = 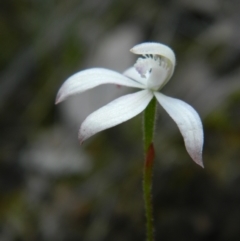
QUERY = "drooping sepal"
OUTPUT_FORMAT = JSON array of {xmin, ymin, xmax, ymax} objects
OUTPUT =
[
  {"xmin": 155, "ymin": 92, "xmax": 204, "ymax": 167},
  {"xmin": 79, "ymin": 90, "xmax": 154, "ymax": 143}
]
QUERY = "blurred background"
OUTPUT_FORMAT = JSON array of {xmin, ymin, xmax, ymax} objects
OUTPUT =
[{"xmin": 1, "ymin": 0, "xmax": 240, "ymax": 240}]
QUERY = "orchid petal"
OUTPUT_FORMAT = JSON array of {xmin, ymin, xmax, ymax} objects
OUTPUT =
[
  {"xmin": 56, "ymin": 68, "xmax": 145, "ymax": 104},
  {"xmin": 155, "ymin": 92, "xmax": 204, "ymax": 167},
  {"xmin": 123, "ymin": 67, "xmax": 147, "ymax": 86},
  {"xmin": 130, "ymin": 42, "xmax": 176, "ymax": 84},
  {"xmin": 79, "ymin": 90, "xmax": 153, "ymax": 143},
  {"xmin": 130, "ymin": 42, "xmax": 175, "ymax": 67},
  {"xmin": 147, "ymin": 66, "xmax": 169, "ymax": 90}
]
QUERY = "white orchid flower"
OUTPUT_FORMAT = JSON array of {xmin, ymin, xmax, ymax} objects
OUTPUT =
[{"xmin": 56, "ymin": 42, "xmax": 204, "ymax": 167}]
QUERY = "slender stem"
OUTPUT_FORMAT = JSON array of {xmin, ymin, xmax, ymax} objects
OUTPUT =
[
  {"xmin": 143, "ymin": 98, "xmax": 157, "ymax": 153},
  {"xmin": 143, "ymin": 97, "xmax": 157, "ymax": 241},
  {"xmin": 143, "ymin": 143, "xmax": 155, "ymax": 241}
]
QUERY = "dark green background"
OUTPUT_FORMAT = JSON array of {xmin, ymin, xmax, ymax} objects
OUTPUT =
[{"xmin": 1, "ymin": 0, "xmax": 240, "ymax": 240}]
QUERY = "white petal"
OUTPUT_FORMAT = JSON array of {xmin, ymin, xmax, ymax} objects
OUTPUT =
[
  {"xmin": 79, "ymin": 90, "xmax": 153, "ymax": 143},
  {"xmin": 123, "ymin": 67, "xmax": 148, "ymax": 86},
  {"xmin": 56, "ymin": 68, "xmax": 145, "ymax": 104},
  {"xmin": 155, "ymin": 92, "xmax": 204, "ymax": 167},
  {"xmin": 147, "ymin": 66, "xmax": 169, "ymax": 90},
  {"xmin": 130, "ymin": 42, "xmax": 176, "ymax": 70}
]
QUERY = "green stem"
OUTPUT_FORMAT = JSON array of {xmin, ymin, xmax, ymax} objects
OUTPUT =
[
  {"xmin": 143, "ymin": 97, "xmax": 157, "ymax": 241},
  {"xmin": 143, "ymin": 98, "xmax": 157, "ymax": 153}
]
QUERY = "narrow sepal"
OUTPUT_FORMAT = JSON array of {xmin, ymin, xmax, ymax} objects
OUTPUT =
[
  {"xmin": 56, "ymin": 68, "xmax": 145, "ymax": 104},
  {"xmin": 79, "ymin": 90, "xmax": 153, "ymax": 143},
  {"xmin": 155, "ymin": 92, "xmax": 204, "ymax": 167}
]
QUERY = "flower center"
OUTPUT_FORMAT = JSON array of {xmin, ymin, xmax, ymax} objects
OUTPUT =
[{"xmin": 134, "ymin": 54, "xmax": 170, "ymax": 90}]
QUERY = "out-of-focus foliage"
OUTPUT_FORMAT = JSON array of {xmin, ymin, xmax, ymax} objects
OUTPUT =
[{"xmin": 1, "ymin": 0, "xmax": 240, "ymax": 240}]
